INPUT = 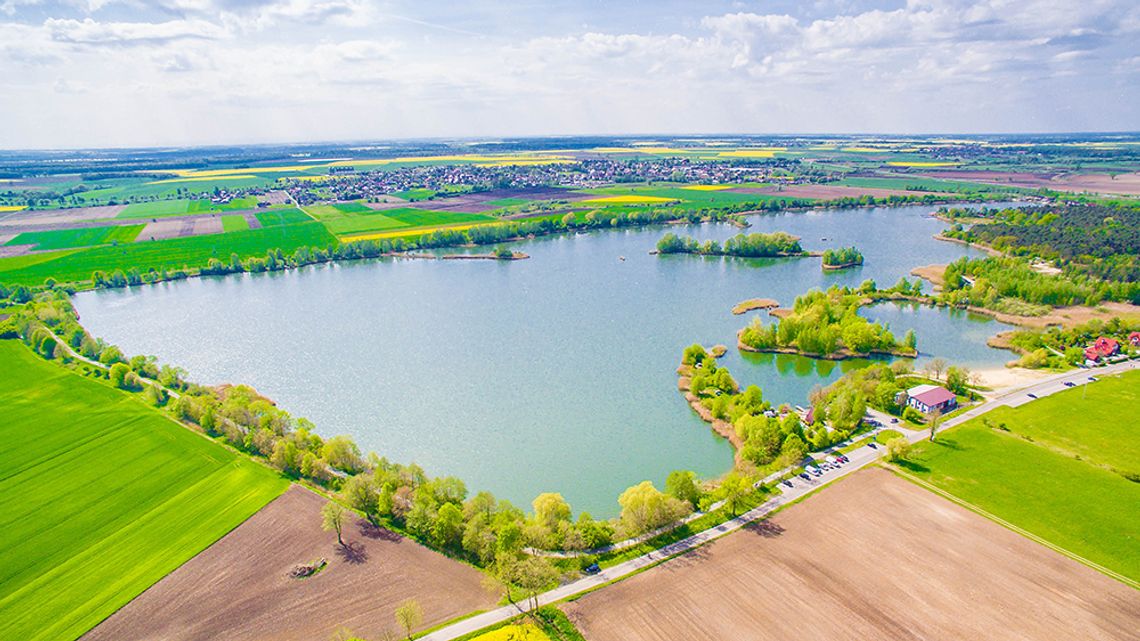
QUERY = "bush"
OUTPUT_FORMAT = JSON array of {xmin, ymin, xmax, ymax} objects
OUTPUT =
[{"xmin": 903, "ymin": 406, "xmax": 925, "ymax": 423}]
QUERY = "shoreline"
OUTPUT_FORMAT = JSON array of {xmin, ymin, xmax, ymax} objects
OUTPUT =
[
  {"xmin": 932, "ymin": 232, "xmax": 1002, "ymax": 256},
  {"xmin": 676, "ymin": 366, "xmax": 744, "ymax": 465},
  {"xmin": 731, "ymin": 298, "xmax": 780, "ymax": 315},
  {"xmin": 821, "ymin": 261, "xmax": 862, "ymax": 270}
]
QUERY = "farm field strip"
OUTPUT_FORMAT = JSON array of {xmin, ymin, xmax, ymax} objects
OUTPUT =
[{"xmin": 0, "ymin": 341, "xmax": 288, "ymax": 641}]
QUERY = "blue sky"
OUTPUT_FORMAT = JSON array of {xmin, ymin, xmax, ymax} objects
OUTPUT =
[{"xmin": 0, "ymin": 0, "xmax": 1137, "ymax": 148}]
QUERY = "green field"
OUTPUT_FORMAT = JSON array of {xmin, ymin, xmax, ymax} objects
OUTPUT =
[
  {"xmin": 0, "ymin": 220, "xmax": 336, "ymax": 285},
  {"xmin": 0, "ymin": 341, "xmax": 287, "ymax": 641},
  {"xmin": 256, "ymin": 207, "xmax": 312, "ymax": 227},
  {"xmin": 78, "ymin": 178, "xmax": 274, "ymax": 205},
  {"xmin": 116, "ymin": 197, "xmax": 261, "ymax": 220},
  {"xmin": 837, "ymin": 176, "xmax": 1025, "ymax": 194},
  {"xmin": 221, "ymin": 214, "xmax": 250, "ymax": 232},
  {"xmin": 5, "ymin": 225, "xmax": 144, "ymax": 251},
  {"xmin": 902, "ymin": 370, "xmax": 1140, "ymax": 583},
  {"xmin": 303, "ymin": 202, "xmax": 496, "ymax": 237},
  {"xmin": 394, "ymin": 188, "xmax": 436, "ymax": 201}
]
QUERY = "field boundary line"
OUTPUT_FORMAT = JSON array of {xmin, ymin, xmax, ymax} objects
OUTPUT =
[{"xmin": 890, "ymin": 466, "xmax": 1139, "ymax": 590}]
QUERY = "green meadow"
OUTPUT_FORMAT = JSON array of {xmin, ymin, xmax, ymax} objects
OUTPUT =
[
  {"xmin": 5, "ymin": 225, "xmax": 144, "ymax": 251},
  {"xmin": 0, "ymin": 341, "xmax": 287, "ymax": 641},
  {"xmin": 117, "ymin": 196, "xmax": 260, "ymax": 219},
  {"xmin": 304, "ymin": 202, "xmax": 496, "ymax": 237},
  {"xmin": 837, "ymin": 176, "xmax": 1025, "ymax": 194},
  {"xmin": 902, "ymin": 370, "xmax": 1140, "ymax": 583},
  {"xmin": 0, "ymin": 218, "xmax": 336, "ymax": 285},
  {"xmin": 221, "ymin": 214, "xmax": 250, "ymax": 232}
]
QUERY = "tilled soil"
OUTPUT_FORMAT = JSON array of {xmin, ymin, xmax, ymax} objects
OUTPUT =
[
  {"xmin": 563, "ymin": 468, "xmax": 1140, "ymax": 641},
  {"xmin": 83, "ymin": 485, "xmax": 496, "ymax": 641}
]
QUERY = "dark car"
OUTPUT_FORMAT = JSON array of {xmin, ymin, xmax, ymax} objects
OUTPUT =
[
  {"xmin": 1089, "ymin": 376, "xmax": 1098, "ymax": 381},
  {"xmin": 799, "ymin": 472, "xmax": 811, "ymax": 481},
  {"xmin": 782, "ymin": 480, "xmax": 794, "ymax": 488},
  {"xmin": 1027, "ymin": 393, "xmax": 1038, "ymax": 399},
  {"xmin": 584, "ymin": 563, "xmax": 600, "ymax": 575},
  {"xmin": 1063, "ymin": 381, "xmax": 1076, "ymax": 388},
  {"xmin": 837, "ymin": 455, "xmax": 850, "ymax": 463},
  {"xmin": 890, "ymin": 418, "xmax": 899, "ymax": 424},
  {"xmin": 868, "ymin": 442, "xmax": 878, "ymax": 449}
]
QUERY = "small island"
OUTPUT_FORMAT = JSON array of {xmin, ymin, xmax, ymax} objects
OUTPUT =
[
  {"xmin": 821, "ymin": 246, "xmax": 864, "ymax": 270},
  {"xmin": 731, "ymin": 298, "xmax": 780, "ymax": 315},
  {"xmin": 738, "ymin": 287, "xmax": 917, "ymax": 359},
  {"xmin": 655, "ymin": 232, "xmax": 809, "ymax": 258}
]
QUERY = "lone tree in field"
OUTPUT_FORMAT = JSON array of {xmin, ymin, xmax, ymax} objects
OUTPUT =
[
  {"xmin": 321, "ymin": 501, "xmax": 346, "ymax": 547},
  {"xmin": 394, "ymin": 599, "xmax": 423, "ymax": 640},
  {"xmin": 885, "ymin": 437, "xmax": 912, "ymax": 462}
]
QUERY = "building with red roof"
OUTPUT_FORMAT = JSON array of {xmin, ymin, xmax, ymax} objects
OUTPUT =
[
  {"xmin": 1129, "ymin": 332, "xmax": 1140, "ymax": 348},
  {"xmin": 906, "ymin": 384, "xmax": 958, "ymax": 414},
  {"xmin": 1084, "ymin": 336, "xmax": 1121, "ymax": 362}
]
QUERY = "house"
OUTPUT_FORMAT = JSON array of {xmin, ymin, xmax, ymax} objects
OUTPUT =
[
  {"xmin": 1084, "ymin": 336, "xmax": 1121, "ymax": 362},
  {"xmin": 906, "ymin": 384, "xmax": 957, "ymax": 414},
  {"xmin": 1129, "ymin": 332, "xmax": 1140, "ymax": 348}
]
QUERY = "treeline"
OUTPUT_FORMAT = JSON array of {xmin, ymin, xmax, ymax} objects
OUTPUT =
[
  {"xmin": 656, "ymin": 232, "xmax": 804, "ymax": 257},
  {"xmin": 941, "ymin": 256, "xmax": 1140, "ymax": 309},
  {"xmin": 821, "ymin": 246, "xmax": 863, "ymax": 268},
  {"xmin": 35, "ymin": 207, "xmax": 734, "ymax": 291},
  {"xmin": 4, "ymin": 290, "xmax": 755, "ymax": 570},
  {"xmin": 739, "ymin": 285, "xmax": 917, "ymax": 358}
]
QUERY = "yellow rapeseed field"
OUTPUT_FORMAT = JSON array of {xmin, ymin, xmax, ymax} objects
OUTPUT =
[
  {"xmin": 885, "ymin": 161, "xmax": 960, "ymax": 167},
  {"xmin": 681, "ymin": 185, "xmax": 733, "ymax": 191},
  {"xmin": 0, "ymin": 205, "xmax": 27, "ymax": 212},
  {"xmin": 341, "ymin": 222, "xmax": 488, "ymax": 243},
  {"xmin": 581, "ymin": 195, "xmax": 675, "ymax": 204},
  {"xmin": 715, "ymin": 149, "xmax": 778, "ymax": 158},
  {"xmin": 469, "ymin": 624, "xmax": 549, "ymax": 641},
  {"xmin": 147, "ymin": 174, "xmax": 258, "ymax": 184},
  {"xmin": 169, "ymin": 165, "xmax": 317, "ymax": 178}
]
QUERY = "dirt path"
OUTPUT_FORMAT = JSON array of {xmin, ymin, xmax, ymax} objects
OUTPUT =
[
  {"xmin": 83, "ymin": 486, "xmax": 496, "ymax": 641},
  {"xmin": 563, "ymin": 468, "xmax": 1140, "ymax": 641}
]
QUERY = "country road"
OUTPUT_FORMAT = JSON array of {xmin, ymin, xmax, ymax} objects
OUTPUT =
[{"xmin": 420, "ymin": 358, "xmax": 1137, "ymax": 641}]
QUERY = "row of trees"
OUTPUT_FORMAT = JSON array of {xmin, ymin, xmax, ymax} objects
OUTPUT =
[
  {"xmin": 656, "ymin": 232, "xmax": 804, "ymax": 257},
  {"xmin": 739, "ymin": 286, "xmax": 916, "ymax": 357},
  {"xmin": 6, "ymin": 291, "xmax": 754, "ymax": 572}
]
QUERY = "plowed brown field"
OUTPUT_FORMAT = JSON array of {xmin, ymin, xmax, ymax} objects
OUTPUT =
[
  {"xmin": 563, "ymin": 468, "xmax": 1140, "ymax": 641},
  {"xmin": 83, "ymin": 486, "xmax": 495, "ymax": 641}
]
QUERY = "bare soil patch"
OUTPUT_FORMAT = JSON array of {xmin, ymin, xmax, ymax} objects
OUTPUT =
[
  {"xmin": 83, "ymin": 485, "xmax": 495, "ymax": 641},
  {"xmin": 731, "ymin": 184, "xmax": 944, "ymax": 200},
  {"xmin": 0, "ymin": 205, "xmax": 126, "ymax": 227},
  {"xmin": 563, "ymin": 468, "xmax": 1140, "ymax": 641},
  {"xmin": 138, "ymin": 217, "xmax": 222, "ymax": 241},
  {"xmin": 972, "ymin": 301, "xmax": 1140, "ymax": 329},
  {"xmin": 910, "ymin": 264, "xmax": 947, "ymax": 289},
  {"xmin": 921, "ymin": 170, "xmax": 1140, "ymax": 196}
]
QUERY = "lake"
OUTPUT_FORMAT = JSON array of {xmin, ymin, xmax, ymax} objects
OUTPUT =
[{"xmin": 73, "ymin": 203, "xmax": 1015, "ymax": 516}]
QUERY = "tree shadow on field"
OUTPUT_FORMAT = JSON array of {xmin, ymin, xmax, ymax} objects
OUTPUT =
[
  {"xmin": 896, "ymin": 460, "xmax": 930, "ymax": 474},
  {"xmin": 336, "ymin": 540, "xmax": 369, "ymax": 564},
  {"xmin": 662, "ymin": 542, "xmax": 714, "ymax": 572},
  {"xmin": 931, "ymin": 437, "xmax": 966, "ymax": 452},
  {"xmin": 357, "ymin": 519, "xmax": 402, "ymax": 543},
  {"xmin": 744, "ymin": 520, "xmax": 785, "ymax": 539}
]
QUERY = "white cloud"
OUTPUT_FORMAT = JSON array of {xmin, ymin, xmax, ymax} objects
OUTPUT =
[{"xmin": 45, "ymin": 17, "xmax": 227, "ymax": 44}]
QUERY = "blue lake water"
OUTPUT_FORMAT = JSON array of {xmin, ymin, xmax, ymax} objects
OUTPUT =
[{"xmin": 73, "ymin": 203, "xmax": 1016, "ymax": 516}]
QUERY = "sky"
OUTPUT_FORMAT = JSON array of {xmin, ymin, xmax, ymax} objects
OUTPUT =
[{"xmin": 0, "ymin": 0, "xmax": 1138, "ymax": 149}]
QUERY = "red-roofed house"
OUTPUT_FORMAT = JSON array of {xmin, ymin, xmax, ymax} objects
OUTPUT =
[
  {"xmin": 906, "ymin": 384, "xmax": 958, "ymax": 414},
  {"xmin": 1129, "ymin": 332, "xmax": 1140, "ymax": 348},
  {"xmin": 1084, "ymin": 336, "xmax": 1121, "ymax": 362}
]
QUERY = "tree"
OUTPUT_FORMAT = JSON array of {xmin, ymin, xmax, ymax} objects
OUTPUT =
[
  {"xmin": 502, "ymin": 556, "xmax": 559, "ymax": 613},
  {"xmin": 926, "ymin": 357, "xmax": 948, "ymax": 381},
  {"xmin": 532, "ymin": 493, "xmax": 571, "ymax": 530},
  {"xmin": 945, "ymin": 366, "xmax": 970, "ymax": 395},
  {"xmin": 617, "ymin": 481, "xmax": 689, "ymax": 536},
  {"xmin": 665, "ymin": 470, "xmax": 702, "ymax": 508},
  {"xmin": 717, "ymin": 473, "xmax": 751, "ymax": 516},
  {"xmin": 321, "ymin": 501, "xmax": 346, "ymax": 547},
  {"xmin": 929, "ymin": 407, "xmax": 943, "ymax": 442},
  {"xmin": 885, "ymin": 437, "xmax": 912, "ymax": 462},
  {"xmin": 394, "ymin": 599, "xmax": 423, "ymax": 640}
]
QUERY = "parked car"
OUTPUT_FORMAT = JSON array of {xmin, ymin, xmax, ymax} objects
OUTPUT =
[
  {"xmin": 837, "ymin": 455, "xmax": 849, "ymax": 463},
  {"xmin": 782, "ymin": 480, "xmax": 794, "ymax": 489},
  {"xmin": 584, "ymin": 563, "xmax": 600, "ymax": 575},
  {"xmin": 1063, "ymin": 381, "xmax": 1076, "ymax": 388},
  {"xmin": 1027, "ymin": 392, "xmax": 1037, "ymax": 399},
  {"xmin": 868, "ymin": 442, "xmax": 878, "ymax": 449},
  {"xmin": 799, "ymin": 472, "xmax": 811, "ymax": 481},
  {"xmin": 890, "ymin": 418, "xmax": 899, "ymax": 424},
  {"xmin": 1089, "ymin": 376, "xmax": 1098, "ymax": 381}
]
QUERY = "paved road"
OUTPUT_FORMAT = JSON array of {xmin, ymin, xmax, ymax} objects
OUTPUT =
[{"xmin": 420, "ymin": 359, "xmax": 1137, "ymax": 641}]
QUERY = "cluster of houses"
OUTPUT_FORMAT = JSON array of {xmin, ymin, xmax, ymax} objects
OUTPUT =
[{"xmin": 1083, "ymin": 333, "xmax": 1139, "ymax": 365}]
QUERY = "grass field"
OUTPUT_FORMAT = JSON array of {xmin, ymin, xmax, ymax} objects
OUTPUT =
[
  {"xmin": 117, "ymin": 197, "xmax": 260, "ymax": 220},
  {"xmin": 0, "ymin": 221, "xmax": 336, "ymax": 285},
  {"xmin": 838, "ymin": 176, "xmax": 1025, "ymax": 194},
  {"xmin": 903, "ymin": 370, "xmax": 1140, "ymax": 582},
  {"xmin": 221, "ymin": 215, "xmax": 250, "ymax": 232},
  {"xmin": 305, "ymin": 203, "xmax": 497, "ymax": 238},
  {"xmin": 5, "ymin": 225, "xmax": 144, "ymax": 251},
  {"xmin": 0, "ymin": 341, "xmax": 287, "ymax": 641},
  {"xmin": 256, "ymin": 208, "xmax": 312, "ymax": 227}
]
